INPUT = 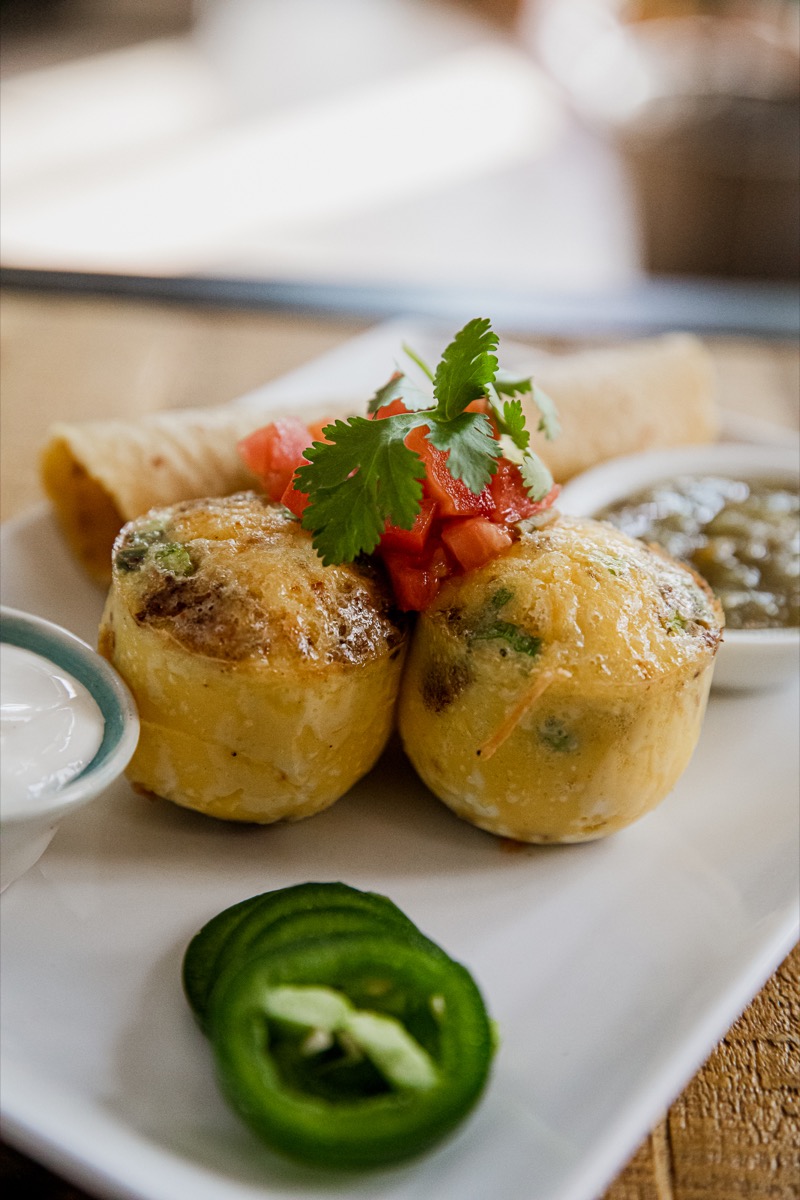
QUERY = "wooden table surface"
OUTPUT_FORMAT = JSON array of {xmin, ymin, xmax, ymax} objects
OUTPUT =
[{"xmin": 1, "ymin": 291, "xmax": 798, "ymax": 1200}]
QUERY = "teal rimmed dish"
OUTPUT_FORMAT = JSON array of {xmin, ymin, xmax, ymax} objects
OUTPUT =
[{"xmin": 1, "ymin": 606, "xmax": 139, "ymax": 890}]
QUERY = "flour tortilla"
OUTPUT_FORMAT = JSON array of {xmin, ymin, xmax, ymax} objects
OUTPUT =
[
  {"xmin": 40, "ymin": 333, "xmax": 717, "ymax": 586},
  {"xmin": 40, "ymin": 408, "xmax": 299, "ymax": 586},
  {"xmin": 526, "ymin": 333, "xmax": 718, "ymax": 480}
]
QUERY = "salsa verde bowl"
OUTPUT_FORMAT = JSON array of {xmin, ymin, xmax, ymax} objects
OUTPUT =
[
  {"xmin": 0, "ymin": 606, "xmax": 139, "ymax": 891},
  {"xmin": 557, "ymin": 442, "xmax": 800, "ymax": 692}
]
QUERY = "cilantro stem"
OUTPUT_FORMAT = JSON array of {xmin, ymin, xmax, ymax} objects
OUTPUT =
[{"xmin": 402, "ymin": 343, "xmax": 435, "ymax": 383}]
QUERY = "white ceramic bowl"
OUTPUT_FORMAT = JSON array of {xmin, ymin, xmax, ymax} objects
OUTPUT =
[
  {"xmin": 1, "ymin": 607, "xmax": 139, "ymax": 891},
  {"xmin": 558, "ymin": 443, "xmax": 800, "ymax": 692}
]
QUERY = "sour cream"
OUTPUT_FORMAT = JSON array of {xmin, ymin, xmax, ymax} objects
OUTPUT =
[{"xmin": 0, "ymin": 643, "xmax": 105, "ymax": 814}]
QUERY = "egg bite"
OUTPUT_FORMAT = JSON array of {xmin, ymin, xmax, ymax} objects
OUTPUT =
[
  {"xmin": 398, "ymin": 514, "xmax": 723, "ymax": 842},
  {"xmin": 98, "ymin": 492, "xmax": 407, "ymax": 822}
]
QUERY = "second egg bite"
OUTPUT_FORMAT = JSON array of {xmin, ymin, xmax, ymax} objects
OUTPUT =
[
  {"xmin": 98, "ymin": 492, "xmax": 408, "ymax": 823},
  {"xmin": 398, "ymin": 514, "xmax": 724, "ymax": 843}
]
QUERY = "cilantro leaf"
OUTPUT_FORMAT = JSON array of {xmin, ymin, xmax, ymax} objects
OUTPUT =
[
  {"xmin": 485, "ymin": 365, "xmax": 534, "ymax": 456},
  {"xmin": 531, "ymin": 383, "xmax": 561, "ymax": 441},
  {"xmin": 294, "ymin": 318, "xmax": 560, "ymax": 565},
  {"xmin": 432, "ymin": 318, "xmax": 498, "ymax": 421},
  {"xmin": 485, "ymin": 394, "xmax": 530, "ymax": 455},
  {"xmin": 396, "ymin": 375, "xmax": 433, "ymax": 412},
  {"xmin": 295, "ymin": 415, "xmax": 423, "ymax": 564},
  {"xmin": 491, "ymin": 369, "xmax": 560, "ymax": 442},
  {"xmin": 494, "ymin": 370, "xmax": 533, "ymax": 396},
  {"xmin": 366, "ymin": 373, "xmax": 405, "ymax": 415},
  {"xmin": 367, "ymin": 371, "xmax": 430, "ymax": 415},
  {"xmin": 426, "ymin": 412, "xmax": 500, "ymax": 493},
  {"xmin": 499, "ymin": 398, "xmax": 530, "ymax": 449},
  {"xmin": 520, "ymin": 451, "xmax": 554, "ymax": 501}
]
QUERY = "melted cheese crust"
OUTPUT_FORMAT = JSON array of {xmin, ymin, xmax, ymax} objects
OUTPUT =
[
  {"xmin": 99, "ymin": 493, "xmax": 407, "ymax": 823},
  {"xmin": 109, "ymin": 492, "xmax": 403, "ymax": 667}
]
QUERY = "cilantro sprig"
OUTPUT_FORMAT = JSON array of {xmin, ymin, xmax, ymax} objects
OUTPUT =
[{"xmin": 295, "ymin": 318, "xmax": 558, "ymax": 565}]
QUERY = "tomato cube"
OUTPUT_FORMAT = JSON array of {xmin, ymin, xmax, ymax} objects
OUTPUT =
[
  {"xmin": 307, "ymin": 420, "xmax": 331, "ymax": 444},
  {"xmin": 280, "ymin": 476, "xmax": 310, "ymax": 518},
  {"xmin": 489, "ymin": 460, "xmax": 537, "ymax": 524},
  {"xmin": 381, "ymin": 543, "xmax": 450, "ymax": 611},
  {"xmin": 441, "ymin": 518, "xmax": 513, "ymax": 573},
  {"xmin": 373, "ymin": 394, "xmax": 411, "ymax": 420},
  {"xmin": 380, "ymin": 497, "xmax": 437, "ymax": 555},
  {"xmin": 238, "ymin": 419, "xmax": 313, "ymax": 502},
  {"xmin": 405, "ymin": 426, "xmax": 494, "ymax": 518}
]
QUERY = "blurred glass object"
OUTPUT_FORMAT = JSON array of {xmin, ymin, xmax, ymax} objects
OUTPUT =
[{"xmin": 528, "ymin": 1, "xmax": 800, "ymax": 279}]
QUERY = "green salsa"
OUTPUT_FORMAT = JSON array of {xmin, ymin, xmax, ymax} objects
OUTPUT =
[{"xmin": 597, "ymin": 475, "xmax": 799, "ymax": 630}]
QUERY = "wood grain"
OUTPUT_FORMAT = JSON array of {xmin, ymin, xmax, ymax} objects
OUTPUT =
[
  {"xmin": 1, "ymin": 290, "xmax": 797, "ymax": 1200},
  {"xmin": 604, "ymin": 946, "xmax": 800, "ymax": 1200}
]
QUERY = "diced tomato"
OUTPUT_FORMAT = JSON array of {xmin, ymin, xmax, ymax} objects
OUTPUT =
[
  {"xmin": 238, "ymin": 403, "xmax": 550, "ymax": 614},
  {"xmin": 490, "ymin": 463, "xmax": 561, "ymax": 525},
  {"xmin": 533, "ymin": 483, "xmax": 560, "ymax": 512},
  {"xmin": 382, "ymin": 558, "xmax": 436, "ymax": 612},
  {"xmin": 489, "ymin": 459, "xmax": 536, "ymax": 524},
  {"xmin": 238, "ymin": 419, "xmax": 313, "ymax": 502},
  {"xmin": 376, "ymin": 400, "xmax": 497, "ymax": 516},
  {"xmin": 381, "ymin": 543, "xmax": 450, "ymax": 612},
  {"xmin": 381, "ymin": 496, "xmax": 437, "ymax": 555},
  {"xmin": 465, "ymin": 397, "xmax": 489, "ymax": 413},
  {"xmin": 373, "ymin": 395, "xmax": 410, "ymax": 420},
  {"xmin": 280, "ymin": 476, "xmax": 310, "ymax": 518},
  {"xmin": 441, "ymin": 518, "xmax": 513, "ymax": 573},
  {"xmin": 307, "ymin": 420, "xmax": 331, "ymax": 444},
  {"xmin": 405, "ymin": 425, "xmax": 494, "ymax": 518}
]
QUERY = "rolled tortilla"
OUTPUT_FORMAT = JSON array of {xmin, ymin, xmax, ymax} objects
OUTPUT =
[
  {"xmin": 41, "ymin": 398, "xmax": 346, "ymax": 587},
  {"xmin": 41, "ymin": 408, "xmax": 266, "ymax": 585},
  {"xmin": 40, "ymin": 333, "xmax": 716, "ymax": 586},
  {"xmin": 526, "ymin": 333, "xmax": 718, "ymax": 480}
]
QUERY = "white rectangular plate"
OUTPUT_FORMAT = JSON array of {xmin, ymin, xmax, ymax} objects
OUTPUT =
[{"xmin": 1, "ymin": 322, "xmax": 798, "ymax": 1200}]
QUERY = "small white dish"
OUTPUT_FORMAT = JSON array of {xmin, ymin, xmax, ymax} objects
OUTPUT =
[
  {"xmin": 558, "ymin": 442, "xmax": 800, "ymax": 691},
  {"xmin": 0, "ymin": 606, "xmax": 139, "ymax": 891}
]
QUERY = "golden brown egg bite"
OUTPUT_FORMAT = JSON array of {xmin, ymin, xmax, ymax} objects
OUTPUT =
[
  {"xmin": 99, "ymin": 492, "xmax": 407, "ymax": 823},
  {"xmin": 398, "ymin": 514, "xmax": 723, "ymax": 842}
]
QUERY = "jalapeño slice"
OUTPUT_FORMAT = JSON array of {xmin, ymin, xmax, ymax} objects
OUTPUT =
[
  {"xmin": 183, "ymin": 882, "xmax": 419, "ymax": 1031},
  {"xmin": 183, "ymin": 893, "xmax": 268, "ymax": 1024},
  {"xmin": 207, "ymin": 904, "xmax": 440, "ymax": 1031},
  {"xmin": 208, "ymin": 931, "xmax": 493, "ymax": 1168}
]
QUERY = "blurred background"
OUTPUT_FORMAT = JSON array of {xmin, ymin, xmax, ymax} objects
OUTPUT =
[{"xmin": 1, "ymin": 0, "xmax": 798, "ymax": 295}]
